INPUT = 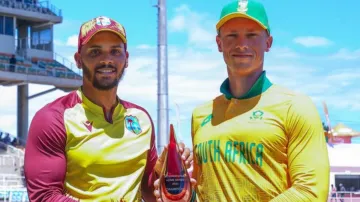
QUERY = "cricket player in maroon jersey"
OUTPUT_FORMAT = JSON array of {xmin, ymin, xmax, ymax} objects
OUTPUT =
[{"xmin": 24, "ymin": 16, "xmax": 193, "ymax": 202}]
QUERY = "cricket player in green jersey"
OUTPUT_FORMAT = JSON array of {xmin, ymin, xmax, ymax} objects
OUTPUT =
[{"xmin": 154, "ymin": 0, "xmax": 330, "ymax": 201}]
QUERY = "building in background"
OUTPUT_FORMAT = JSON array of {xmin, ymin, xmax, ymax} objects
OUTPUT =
[
  {"xmin": 0, "ymin": 0, "xmax": 81, "ymax": 201},
  {"xmin": 326, "ymin": 123, "xmax": 360, "ymax": 200}
]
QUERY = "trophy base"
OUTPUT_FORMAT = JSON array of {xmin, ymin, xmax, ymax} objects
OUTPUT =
[{"xmin": 160, "ymin": 175, "xmax": 193, "ymax": 202}]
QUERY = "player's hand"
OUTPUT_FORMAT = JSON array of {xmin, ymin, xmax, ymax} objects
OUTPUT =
[
  {"xmin": 177, "ymin": 142, "xmax": 193, "ymax": 169},
  {"xmin": 153, "ymin": 175, "xmax": 197, "ymax": 202},
  {"xmin": 154, "ymin": 142, "xmax": 193, "ymax": 175}
]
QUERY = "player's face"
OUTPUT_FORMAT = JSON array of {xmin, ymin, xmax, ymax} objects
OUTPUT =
[
  {"xmin": 75, "ymin": 31, "xmax": 129, "ymax": 91},
  {"xmin": 216, "ymin": 18, "xmax": 272, "ymax": 76}
]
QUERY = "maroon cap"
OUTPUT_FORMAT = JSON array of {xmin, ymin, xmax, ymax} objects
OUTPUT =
[{"xmin": 77, "ymin": 16, "xmax": 127, "ymax": 53}]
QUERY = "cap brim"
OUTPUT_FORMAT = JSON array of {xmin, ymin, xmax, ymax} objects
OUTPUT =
[
  {"xmin": 81, "ymin": 28, "xmax": 127, "ymax": 46},
  {"xmin": 216, "ymin": 13, "xmax": 267, "ymax": 31}
]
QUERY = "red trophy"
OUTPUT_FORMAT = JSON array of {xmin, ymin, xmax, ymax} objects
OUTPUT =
[{"xmin": 159, "ymin": 124, "xmax": 193, "ymax": 202}]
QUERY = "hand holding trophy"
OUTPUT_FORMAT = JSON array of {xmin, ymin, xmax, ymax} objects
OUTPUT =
[{"xmin": 158, "ymin": 124, "xmax": 194, "ymax": 202}]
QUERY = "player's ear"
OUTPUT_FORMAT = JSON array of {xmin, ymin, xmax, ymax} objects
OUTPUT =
[
  {"xmin": 265, "ymin": 34, "xmax": 273, "ymax": 52},
  {"xmin": 74, "ymin": 52, "xmax": 82, "ymax": 69},
  {"xmin": 216, "ymin": 34, "xmax": 223, "ymax": 52},
  {"xmin": 125, "ymin": 51, "xmax": 129, "ymax": 68}
]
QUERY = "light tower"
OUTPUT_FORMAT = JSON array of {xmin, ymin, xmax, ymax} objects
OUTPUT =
[{"xmin": 156, "ymin": 0, "xmax": 169, "ymax": 153}]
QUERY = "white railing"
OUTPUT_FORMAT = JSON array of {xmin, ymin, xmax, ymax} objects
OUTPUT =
[
  {"xmin": 0, "ymin": 151, "xmax": 23, "ymax": 168},
  {"xmin": 53, "ymin": 52, "xmax": 81, "ymax": 75},
  {"xmin": 0, "ymin": 174, "xmax": 24, "ymax": 187},
  {"xmin": 328, "ymin": 191, "xmax": 360, "ymax": 201},
  {"xmin": 15, "ymin": 37, "xmax": 82, "ymax": 76},
  {"xmin": 0, "ymin": 155, "xmax": 19, "ymax": 167},
  {"xmin": 4, "ymin": 145, "xmax": 24, "ymax": 158},
  {"xmin": 0, "ymin": 62, "xmax": 81, "ymax": 80},
  {"xmin": 37, "ymin": 0, "xmax": 62, "ymax": 16},
  {"xmin": 0, "ymin": 0, "xmax": 62, "ymax": 17}
]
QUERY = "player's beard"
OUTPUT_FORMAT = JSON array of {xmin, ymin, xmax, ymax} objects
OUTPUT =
[{"xmin": 82, "ymin": 60, "xmax": 126, "ymax": 91}]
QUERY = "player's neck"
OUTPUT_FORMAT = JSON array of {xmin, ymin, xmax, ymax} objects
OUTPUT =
[
  {"xmin": 228, "ymin": 69, "xmax": 263, "ymax": 98},
  {"xmin": 82, "ymin": 85, "xmax": 119, "ymax": 113}
]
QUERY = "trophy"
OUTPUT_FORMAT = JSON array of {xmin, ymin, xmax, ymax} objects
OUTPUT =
[{"xmin": 159, "ymin": 124, "xmax": 193, "ymax": 202}]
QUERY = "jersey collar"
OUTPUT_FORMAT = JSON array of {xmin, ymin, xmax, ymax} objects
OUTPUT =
[
  {"xmin": 77, "ymin": 88, "xmax": 124, "ymax": 123},
  {"xmin": 220, "ymin": 71, "xmax": 272, "ymax": 100}
]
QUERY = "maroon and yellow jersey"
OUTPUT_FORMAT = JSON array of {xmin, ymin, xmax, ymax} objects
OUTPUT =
[{"xmin": 24, "ymin": 89, "xmax": 158, "ymax": 202}]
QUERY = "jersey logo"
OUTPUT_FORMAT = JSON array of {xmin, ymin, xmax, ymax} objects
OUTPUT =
[
  {"xmin": 125, "ymin": 115, "xmax": 142, "ymax": 135},
  {"xmin": 250, "ymin": 110, "xmax": 264, "ymax": 120},
  {"xmin": 201, "ymin": 114, "xmax": 213, "ymax": 127},
  {"xmin": 83, "ymin": 120, "xmax": 93, "ymax": 132}
]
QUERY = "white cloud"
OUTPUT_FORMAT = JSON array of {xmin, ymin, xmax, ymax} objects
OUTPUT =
[
  {"xmin": 135, "ymin": 44, "xmax": 156, "ymax": 50},
  {"xmin": 0, "ymin": 87, "xmax": 17, "ymax": 109},
  {"xmin": 326, "ymin": 70, "xmax": 360, "ymax": 81},
  {"xmin": 133, "ymin": 55, "xmax": 156, "ymax": 68},
  {"xmin": 293, "ymin": 36, "xmax": 333, "ymax": 47},
  {"xmin": 168, "ymin": 47, "xmax": 223, "ymax": 73},
  {"xmin": 317, "ymin": 93, "xmax": 360, "ymax": 111},
  {"xmin": 53, "ymin": 39, "xmax": 64, "ymax": 46},
  {"xmin": 329, "ymin": 48, "xmax": 360, "ymax": 60},
  {"xmin": 66, "ymin": 35, "xmax": 78, "ymax": 47},
  {"xmin": 169, "ymin": 4, "xmax": 215, "ymax": 46},
  {"xmin": 52, "ymin": 34, "xmax": 78, "ymax": 48},
  {"xmin": 269, "ymin": 47, "xmax": 299, "ymax": 58},
  {"xmin": 189, "ymin": 26, "xmax": 214, "ymax": 45},
  {"xmin": 0, "ymin": 115, "xmax": 16, "ymax": 135},
  {"xmin": 169, "ymin": 15, "xmax": 186, "ymax": 32}
]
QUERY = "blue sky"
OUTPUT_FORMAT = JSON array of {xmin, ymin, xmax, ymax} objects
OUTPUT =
[{"xmin": 0, "ymin": 0, "xmax": 360, "ymax": 148}]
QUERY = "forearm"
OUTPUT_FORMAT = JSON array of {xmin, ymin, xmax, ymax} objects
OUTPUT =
[{"xmin": 141, "ymin": 170, "xmax": 158, "ymax": 202}]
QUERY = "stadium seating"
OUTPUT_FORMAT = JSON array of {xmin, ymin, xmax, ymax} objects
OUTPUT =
[
  {"xmin": 31, "ymin": 57, "xmax": 81, "ymax": 79},
  {"xmin": 0, "ymin": 131, "xmax": 20, "ymax": 147},
  {"xmin": 0, "ymin": 144, "xmax": 27, "ymax": 201},
  {"xmin": 0, "ymin": 0, "xmax": 60, "ymax": 17},
  {"xmin": 0, "ymin": 53, "xmax": 32, "ymax": 68},
  {"xmin": 0, "ymin": 53, "xmax": 82, "ymax": 80},
  {"xmin": 0, "ymin": 52, "xmax": 45, "ymax": 76},
  {"xmin": 0, "ymin": 188, "xmax": 29, "ymax": 202},
  {"xmin": 0, "ymin": 130, "xmax": 27, "ymax": 201}
]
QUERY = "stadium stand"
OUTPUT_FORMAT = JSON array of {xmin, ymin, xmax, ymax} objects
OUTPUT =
[
  {"xmin": 0, "ymin": 0, "xmax": 61, "ymax": 17},
  {"xmin": 31, "ymin": 57, "xmax": 81, "ymax": 79},
  {"xmin": 0, "ymin": 52, "xmax": 81, "ymax": 80},
  {"xmin": 0, "ymin": 131, "xmax": 27, "ymax": 202},
  {"xmin": 0, "ymin": 0, "xmax": 79, "ymax": 200}
]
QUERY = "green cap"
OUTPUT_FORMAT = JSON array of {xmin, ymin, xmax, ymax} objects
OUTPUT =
[{"xmin": 216, "ymin": 0, "xmax": 270, "ymax": 33}]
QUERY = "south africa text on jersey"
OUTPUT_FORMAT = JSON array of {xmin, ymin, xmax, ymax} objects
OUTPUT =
[{"xmin": 194, "ymin": 140, "xmax": 264, "ymax": 167}]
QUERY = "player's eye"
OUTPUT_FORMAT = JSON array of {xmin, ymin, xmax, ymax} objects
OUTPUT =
[
  {"xmin": 226, "ymin": 33, "xmax": 237, "ymax": 38},
  {"xmin": 247, "ymin": 33, "xmax": 258, "ymax": 38},
  {"xmin": 89, "ymin": 49, "xmax": 101, "ymax": 57},
  {"xmin": 111, "ymin": 49, "xmax": 122, "ymax": 55}
]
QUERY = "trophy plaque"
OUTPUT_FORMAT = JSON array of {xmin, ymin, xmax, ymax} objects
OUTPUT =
[{"xmin": 159, "ymin": 124, "xmax": 193, "ymax": 202}]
